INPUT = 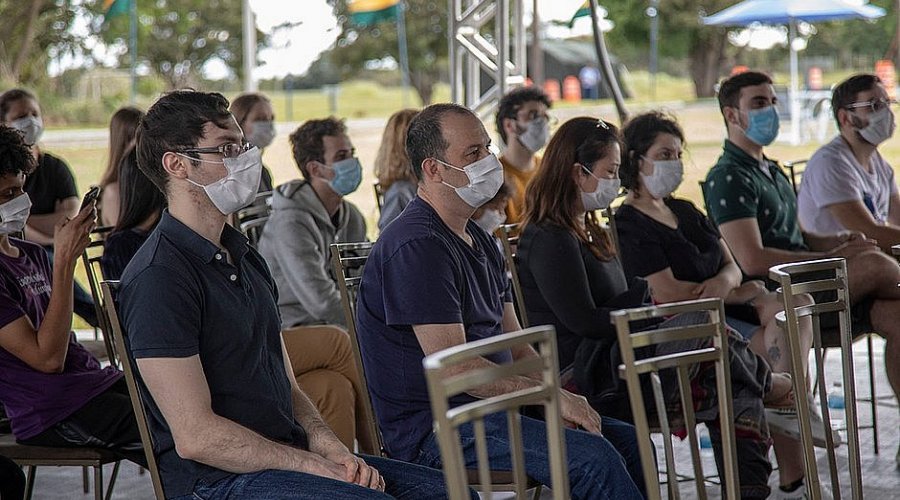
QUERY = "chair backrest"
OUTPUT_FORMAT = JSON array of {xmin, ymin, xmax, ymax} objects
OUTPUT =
[
  {"xmin": 329, "ymin": 241, "xmax": 384, "ymax": 456},
  {"xmin": 81, "ymin": 226, "xmax": 116, "ymax": 363},
  {"xmin": 423, "ymin": 325, "xmax": 569, "ymax": 500},
  {"xmin": 611, "ymin": 298, "xmax": 739, "ymax": 500},
  {"xmin": 497, "ymin": 223, "xmax": 528, "ymax": 328},
  {"xmin": 782, "ymin": 159, "xmax": 807, "ymax": 195},
  {"xmin": 237, "ymin": 191, "xmax": 273, "ymax": 247},
  {"xmin": 769, "ymin": 258, "xmax": 862, "ymax": 499},
  {"xmin": 373, "ymin": 182, "xmax": 386, "ymax": 214},
  {"xmin": 99, "ymin": 280, "xmax": 166, "ymax": 500}
]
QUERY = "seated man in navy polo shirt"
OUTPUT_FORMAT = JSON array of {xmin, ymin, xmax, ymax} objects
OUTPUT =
[
  {"xmin": 356, "ymin": 103, "xmax": 645, "ymax": 500},
  {"xmin": 118, "ymin": 90, "xmax": 463, "ymax": 499}
]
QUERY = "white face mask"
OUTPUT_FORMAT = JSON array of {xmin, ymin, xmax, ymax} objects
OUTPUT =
[
  {"xmin": 247, "ymin": 120, "xmax": 276, "ymax": 149},
  {"xmin": 10, "ymin": 116, "xmax": 43, "ymax": 146},
  {"xmin": 179, "ymin": 146, "xmax": 263, "ymax": 215},
  {"xmin": 474, "ymin": 208, "xmax": 506, "ymax": 234},
  {"xmin": 0, "ymin": 193, "xmax": 32, "ymax": 235},
  {"xmin": 640, "ymin": 158, "xmax": 683, "ymax": 199},
  {"xmin": 580, "ymin": 165, "xmax": 620, "ymax": 212},
  {"xmin": 856, "ymin": 107, "xmax": 896, "ymax": 146},
  {"xmin": 436, "ymin": 154, "xmax": 504, "ymax": 208},
  {"xmin": 518, "ymin": 117, "xmax": 550, "ymax": 153}
]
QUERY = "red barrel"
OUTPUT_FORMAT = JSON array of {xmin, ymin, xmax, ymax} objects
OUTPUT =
[{"xmin": 543, "ymin": 79, "xmax": 561, "ymax": 102}]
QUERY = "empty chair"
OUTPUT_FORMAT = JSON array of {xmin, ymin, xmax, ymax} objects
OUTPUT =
[{"xmin": 770, "ymin": 258, "xmax": 863, "ymax": 499}]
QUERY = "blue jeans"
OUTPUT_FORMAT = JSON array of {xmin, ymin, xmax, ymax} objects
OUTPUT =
[
  {"xmin": 172, "ymin": 454, "xmax": 475, "ymax": 499},
  {"xmin": 414, "ymin": 413, "xmax": 645, "ymax": 500}
]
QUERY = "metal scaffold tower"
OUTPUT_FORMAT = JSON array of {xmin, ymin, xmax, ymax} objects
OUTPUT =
[{"xmin": 449, "ymin": 0, "xmax": 527, "ymax": 118}]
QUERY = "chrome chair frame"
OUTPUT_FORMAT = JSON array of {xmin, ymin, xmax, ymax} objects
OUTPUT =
[
  {"xmin": 81, "ymin": 226, "xmax": 115, "ymax": 362},
  {"xmin": 423, "ymin": 325, "xmax": 568, "ymax": 500},
  {"xmin": 497, "ymin": 224, "xmax": 528, "ymax": 328},
  {"xmin": 770, "ymin": 258, "xmax": 863, "ymax": 500},
  {"xmin": 236, "ymin": 191, "xmax": 272, "ymax": 247},
  {"xmin": 373, "ymin": 182, "xmax": 386, "ymax": 214},
  {"xmin": 100, "ymin": 281, "xmax": 166, "ymax": 500},
  {"xmin": 329, "ymin": 241, "xmax": 384, "ymax": 456},
  {"xmin": 611, "ymin": 298, "xmax": 739, "ymax": 500}
]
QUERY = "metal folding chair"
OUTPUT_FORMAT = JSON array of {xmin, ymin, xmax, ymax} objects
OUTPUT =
[
  {"xmin": 423, "ymin": 325, "xmax": 567, "ymax": 500},
  {"xmin": 612, "ymin": 298, "xmax": 740, "ymax": 500},
  {"xmin": 236, "ymin": 191, "xmax": 272, "ymax": 247},
  {"xmin": 770, "ymin": 258, "xmax": 863, "ymax": 499},
  {"xmin": 99, "ymin": 280, "xmax": 166, "ymax": 500}
]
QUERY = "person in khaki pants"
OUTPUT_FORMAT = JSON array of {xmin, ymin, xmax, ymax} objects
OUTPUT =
[{"xmin": 282, "ymin": 325, "xmax": 376, "ymax": 454}]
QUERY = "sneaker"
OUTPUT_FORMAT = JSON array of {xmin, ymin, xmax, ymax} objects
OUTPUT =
[
  {"xmin": 774, "ymin": 481, "xmax": 834, "ymax": 500},
  {"xmin": 765, "ymin": 401, "xmax": 842, "ymax": 449}
]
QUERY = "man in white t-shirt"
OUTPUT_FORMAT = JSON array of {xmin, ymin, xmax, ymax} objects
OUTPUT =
[{"xmin": 798, "ymin": 73, "xmax": 900, "ymax": 252}]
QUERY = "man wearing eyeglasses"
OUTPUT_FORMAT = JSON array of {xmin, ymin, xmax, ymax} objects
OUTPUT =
[
  {"xmin": 705, "ymin": 71, "xmax": 900, "ymax": 483},
  {"xmin": 118, "ymin": 91, "xmax": 459, "ymax": 499},
  {"xmin": 798, "ymin": 74, "xmax": 900, "ymax": 252},
  {"xmin": 495, "ymin": 86, "xmax": 553, "ymax": 224}
]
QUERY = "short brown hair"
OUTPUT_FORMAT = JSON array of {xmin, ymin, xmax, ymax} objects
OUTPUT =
[
  {"xmin": 717, "ymin": 71, "xmax": 773, "ymax": 112},
  {"xmin": 289, "ymin": 117, "xmax": 347, "ymax": 179}
]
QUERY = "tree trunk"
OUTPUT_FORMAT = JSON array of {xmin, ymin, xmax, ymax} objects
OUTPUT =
[
  {"xmin": 689, "ymin": 28, "xmax": 729, "ymax": 98},
  {"xmin": 410, "ymin": 70, "xmax": 434, "ymax": 105},
  {"xmin": 11, "ymin": 0, "xmax": 45, "ymax": 82}
]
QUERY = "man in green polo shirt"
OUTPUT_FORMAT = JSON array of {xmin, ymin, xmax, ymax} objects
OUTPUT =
[{"xmin": 705, "ymin": 70, "xmax": 900, "ymax": 480}]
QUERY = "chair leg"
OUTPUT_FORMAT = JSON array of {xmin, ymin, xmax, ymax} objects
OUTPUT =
[
  {"xmin": 530, "ymin": 484, "xmax": 542, "ymax": 500},
  {"xmin": 83, "ymin": 465, "xmax": 90, "ymax": 493},
  {"xmin": 24, "ymin": 465, "xmax": 36, "ymax": 500},
  {"xmin": 104, "ymin": 461, "xmax": 121, "ymax": 500},
  {"xmin": 94, "ymin": 464, "xmax": 103, "ymax": 500},
  {"xmin": 867, "ymin": 334, "xmax": 879, "ymax": 454}
]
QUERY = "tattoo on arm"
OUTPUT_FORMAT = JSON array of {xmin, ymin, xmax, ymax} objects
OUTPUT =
[{"xmin": 767, "ymin": 344, "xmax": 782, "ymax": 364}]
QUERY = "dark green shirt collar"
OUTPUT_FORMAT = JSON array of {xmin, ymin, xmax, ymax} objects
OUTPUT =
[{"xmin": 720, "ymin": 139, "xmax": 779, "ymax": 170}]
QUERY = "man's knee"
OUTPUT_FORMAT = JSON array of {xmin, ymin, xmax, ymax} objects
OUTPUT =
[{"xmin": 297, "ymin": 369, "xmax": 354, "ymax": 411}]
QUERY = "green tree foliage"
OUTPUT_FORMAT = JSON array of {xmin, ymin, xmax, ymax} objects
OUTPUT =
[
  {"xmin": 0, "ymin": 0, "xmax": 82, "ymax": 87},
  {"xmin": 602, "ymin": 0, "xmax": 739, "ymax": 97},
  {"xmin": 326, "ymin": 0, "xmax": 447, "ymax": 104},
  {"xmin": 804, "ymin": 0, "xmax": 895, "ymax": 67},
  {"xmin": 87, "ymin": 0, "xmax": 266, "ymax": 89}
]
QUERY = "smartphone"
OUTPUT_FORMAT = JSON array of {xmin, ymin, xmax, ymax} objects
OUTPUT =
[{"xmin": 80, "ymin": 186, "xmax": 101, "ymax": 210}]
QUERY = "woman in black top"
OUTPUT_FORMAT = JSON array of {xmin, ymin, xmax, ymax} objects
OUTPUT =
[
  {"xmin": 615, "ymin": 111, "xmax": 814, "ymax": 374},
  {"xmin": 101, "ymin": 149, "xmax": 165, "ymax": 280},
  {"xmin": 616, "ymin": 111, "xmax": 820, "ymax": 495},
  {"xmin": 518, "ymin": 116, "xmax": 791, "ymax": 498}
]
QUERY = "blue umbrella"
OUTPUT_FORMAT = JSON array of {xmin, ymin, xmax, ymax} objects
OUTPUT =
[
  {"xmin": 702, "ymin": 0, "xmax": 884, "ymax": 26},
  {"xmin": 702, "ymin": 0, "xmax": 886, "ymax": 144}
]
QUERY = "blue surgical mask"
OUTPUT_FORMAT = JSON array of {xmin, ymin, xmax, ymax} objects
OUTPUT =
[
  {"xmin": 325, "ymin": 158, "xmax": 362, "ymax": 196},
  {"xmin": 744, "ymin": 106, "xmax": 780, "ymax": 146}
]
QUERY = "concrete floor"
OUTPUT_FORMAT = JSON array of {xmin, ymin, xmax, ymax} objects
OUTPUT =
[{"xmin": 18, "ymin": 338, "xmax": 900, "ymax": 499}]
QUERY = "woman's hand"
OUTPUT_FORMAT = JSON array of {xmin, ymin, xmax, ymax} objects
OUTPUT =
[{"xmin": 52, "ymin": 205, "xmax": 96, "ymax": 269}]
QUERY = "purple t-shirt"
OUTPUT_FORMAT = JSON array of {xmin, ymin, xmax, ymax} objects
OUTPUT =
[{"xmin": 0, "ymin": 238, "xmax": 121, "ymax": 440}]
